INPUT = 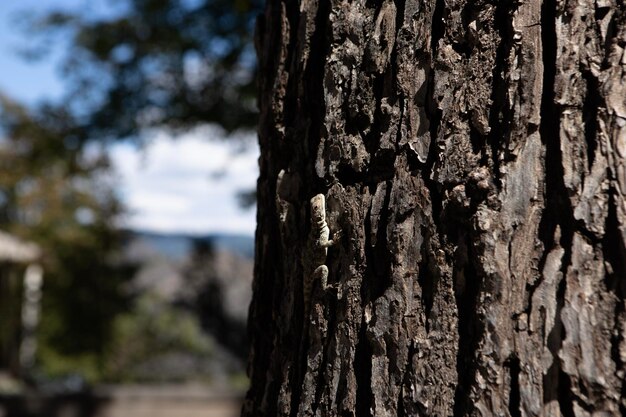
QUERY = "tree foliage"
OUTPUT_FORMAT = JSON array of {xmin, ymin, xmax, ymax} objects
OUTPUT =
[
  {"xmin": 25, "ymin": 0, "xmax": 262, "ymax": 140},
  {"xmin": 0, "ymin": 95, "xmax": 133, "ymax": 382}
]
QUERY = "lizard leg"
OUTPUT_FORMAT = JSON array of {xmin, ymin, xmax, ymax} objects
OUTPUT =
[
  {"xmin": 319, "ymin": 229, "xmax": 342, "ymax": 248},
  {"xmin": 313, "ymin": 265, "xmax": 329, "ymax": 291}
]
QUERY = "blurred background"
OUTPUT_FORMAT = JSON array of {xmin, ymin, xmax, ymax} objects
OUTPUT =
[{"xmin": 0, "ymin": 0, "xmax": 262, "ymax": 415}]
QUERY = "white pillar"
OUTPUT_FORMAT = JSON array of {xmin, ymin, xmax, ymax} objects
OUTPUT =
[{"xmin": 19, "ymin": 263, "xmax": 43, "ymax": 371}]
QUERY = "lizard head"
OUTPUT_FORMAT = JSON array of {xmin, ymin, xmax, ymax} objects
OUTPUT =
[{"xmin": 310, "ymin": 194, "xmax": 326, "ymax": 223}]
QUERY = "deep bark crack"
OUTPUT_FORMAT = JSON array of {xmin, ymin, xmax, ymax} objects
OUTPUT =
[
  {"xmin": 452, "ymin": 234, "xmax": 483, "ymax": 417},
  {"xmin": 581, "ymin": 70, "xmax": 599, "ymax": 171},
  {"xmin": 303, "ymin": 0, "xmax": 330, "ymax": 190},
  {"xmin": 505, "ymin": 355, "xmax": 522, "ymax": 417},
  {"xmin": 486, "ymin": 0, "xmax": 517, "ymax": 189},
  {"xmin": 355, "ymin": 317, "xmax": 374, "ymax": 417},
  {"xmin": 417, "ymin": 228, "xmax": 436, "ymax": 333},
  {"xmin": 539, "ymin": 0, "xmax": 578, "ymax": 414}
]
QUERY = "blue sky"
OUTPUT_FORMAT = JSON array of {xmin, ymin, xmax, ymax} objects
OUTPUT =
[
  {"xmin": 0, "ymin": 0, "xmax": 259, "ymax": 236},
  {"xmin": 0, "ymin": 0, "xmax": 73, "ymax": 103}
]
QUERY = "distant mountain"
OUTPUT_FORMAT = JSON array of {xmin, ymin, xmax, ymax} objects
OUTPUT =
[{"xmin": 124, "ymin": 230, "xmax": 255, "ymax": 261}]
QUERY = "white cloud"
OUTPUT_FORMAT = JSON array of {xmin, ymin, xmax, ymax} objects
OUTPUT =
[{"xmin": 110, "ymin": 125, "xmax": 259, "ymax": 235}]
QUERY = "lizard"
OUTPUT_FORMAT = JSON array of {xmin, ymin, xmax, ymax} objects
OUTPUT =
[{"xmin": 301, "ymin": 193, "xmax": 341, "ymax": 345}]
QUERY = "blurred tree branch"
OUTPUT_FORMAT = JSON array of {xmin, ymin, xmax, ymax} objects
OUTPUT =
[{"xmin": 19, "ymin": 0, "xmax": 262, "ymax": 140}]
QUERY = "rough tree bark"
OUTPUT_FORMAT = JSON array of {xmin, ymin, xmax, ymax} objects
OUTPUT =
[{"xmin": 244, "ymin": 0, "xmax": 626, "ymax": 415}]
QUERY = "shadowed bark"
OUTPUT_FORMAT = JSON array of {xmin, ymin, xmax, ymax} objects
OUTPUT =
[{"xmin": 244, "ymin": 0, "xmax": 626, "ymax": 415}]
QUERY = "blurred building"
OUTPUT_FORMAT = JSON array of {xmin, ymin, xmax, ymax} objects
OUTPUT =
[{"xmin": 0, "ymin": 231, "xmax": 42, "ymax": 381}]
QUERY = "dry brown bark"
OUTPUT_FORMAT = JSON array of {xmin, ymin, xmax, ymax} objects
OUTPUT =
[{"xmin": 243, "ymin": 0, "xmax": 626, "ymax": 415}]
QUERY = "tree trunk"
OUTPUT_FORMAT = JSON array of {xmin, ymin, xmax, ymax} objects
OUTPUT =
[{"xmin": 244, "ymin": 0, "xmax": 626, "ymax": 415}]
